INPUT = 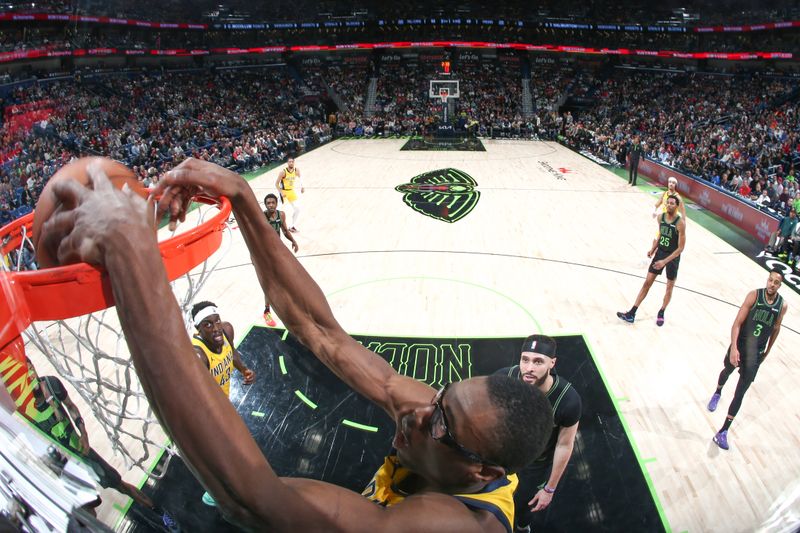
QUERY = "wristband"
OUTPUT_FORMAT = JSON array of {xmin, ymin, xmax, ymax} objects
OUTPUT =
[
  {"xmin": 75, "ymin": 417, "xmax": 84, "ymax": 426},
  {"xmin": 543, "ymin": 485, "xmax": 555, "ymax": 494}
]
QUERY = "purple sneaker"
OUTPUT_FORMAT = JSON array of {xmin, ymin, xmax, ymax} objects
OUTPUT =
[
  {"xmin": 713, "ymin": 430, "xmax": 729, "ymax": 450},
  {"xmin": 707, "ymin": 393, "xmax": 721, "ymax": 412}
]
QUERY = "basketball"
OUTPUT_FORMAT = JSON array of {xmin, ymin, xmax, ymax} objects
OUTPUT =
[{"xmin": 32, "ymin": 157, "xmax": 147, "ymax": 268}]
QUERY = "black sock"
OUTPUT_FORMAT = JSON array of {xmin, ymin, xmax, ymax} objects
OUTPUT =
[
  {"xmin": 264, "ymin": 305, "xmax": 270, "ymax": 314},
  {"xmin": 630, "ymin": 306, "xmax": 638, "ymax": 315},
  {"xmin": 721, "ymin": 416, "xmax": 733, "ymax": 432},
  {"xmin": 715, "ymin": 385, "xmax": 722, "ymax": 394},
  {"xmin": 657, "ymin": 309, "xmax": 664, "ymax": 317}
]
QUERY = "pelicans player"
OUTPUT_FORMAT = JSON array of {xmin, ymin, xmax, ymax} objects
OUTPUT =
[{"xmin": 276, "ymin": 157, "xmax": 304, "ymax": 232}]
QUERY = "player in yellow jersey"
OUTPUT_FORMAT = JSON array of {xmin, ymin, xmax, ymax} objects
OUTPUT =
[
  {"xmin": 191, "ymin": 301, "xmax": 255, "ymax": 398},
  {"xmin": 275, "ymin": 157, "xmax": 304, "ymax": 232},
  {"xmin": 652, "ymin": 177, "xmax": 686, "ymax": 219},
  {"xmin": 190, "ymin": 301, "xmax": 255, "ymax": 507},
  {"xmin": 46, "ymin": 158, "xmax": 554, "ymax": 533}
]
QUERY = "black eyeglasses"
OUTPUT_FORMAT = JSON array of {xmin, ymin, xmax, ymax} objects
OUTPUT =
[{"xmin": 430, "ymin": 383, "xmax": 503, "ymax": 469}]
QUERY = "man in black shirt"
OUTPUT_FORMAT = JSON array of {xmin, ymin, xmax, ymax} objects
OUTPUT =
[
  {"xmin": 494, "ymin": 335, "xmax": 582, "ymax": 533},
  {"xmin": 628, "ymin": 135, "xmax": 642, "ymax": 186},
  {"xmin": 707, "ymin": 268, "xmax": 787, "ymax": 450}
]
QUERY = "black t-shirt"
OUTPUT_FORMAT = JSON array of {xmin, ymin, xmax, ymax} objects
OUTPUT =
[{"xmin": 494, "ymin": 366, "xmax": 582, "ymax": 463}]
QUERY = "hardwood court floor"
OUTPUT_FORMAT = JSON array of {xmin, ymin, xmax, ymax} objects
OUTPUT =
[{"xmin": 27, "ymin": 139, "xmax": 800, "ymax": 531}]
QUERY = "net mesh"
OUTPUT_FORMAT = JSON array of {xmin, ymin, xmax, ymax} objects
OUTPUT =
[{"xmin": 2, "ymin": 201, "xmax": 231, "ymax": 477}]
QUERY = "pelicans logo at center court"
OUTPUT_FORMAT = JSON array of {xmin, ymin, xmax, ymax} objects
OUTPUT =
[{"xmin": 395, "ymin": 168, "xmax": 479, "ymax": 223}]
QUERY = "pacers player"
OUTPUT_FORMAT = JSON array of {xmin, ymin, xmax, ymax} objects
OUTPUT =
[
  {"xmin": 652, "ymin": 177, "xmax": 686, "ymax": 219},
  {"xmin": 275, "ymin": 157, "xmax": 304, "ymax": 232},
  {"xmin": 190, "ymin": 301, "xmax": 255, "ymax": 506}
]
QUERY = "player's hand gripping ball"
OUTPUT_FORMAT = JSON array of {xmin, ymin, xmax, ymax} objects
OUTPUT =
[{"xmin": 32, "ymin": 157, "xmax": 148, "ymax": 267}]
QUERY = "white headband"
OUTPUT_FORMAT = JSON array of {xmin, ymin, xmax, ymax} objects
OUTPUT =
[{"xmin": 193, "ymin": 306, "xmax": 219, "ymax": 327}]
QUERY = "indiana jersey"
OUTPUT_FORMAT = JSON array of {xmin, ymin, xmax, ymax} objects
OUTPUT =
[
  {"xmin": 657, "ymin": 213, "xmax": 681, "ymax": 254},
  {"xmin": 738, "ymin": 288, "xmax": 783, "ymax": 354},
  {"xmin": 280, "ymin": 167, "xmax": 298, "ymax": 191},
  {"xmin": 192, "ymin": 336, "xmax": 234, "ymax": 397},
  {"xmin": 362, "ymin": 453, "xmax": 517, "ymax": 533}
]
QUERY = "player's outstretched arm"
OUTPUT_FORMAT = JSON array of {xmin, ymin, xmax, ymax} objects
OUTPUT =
[
  {"xmin": 38, "ymin": 171, "xmax": 490, "ymax": 531},
  {"xmin": 157, "ymin": 159, "xmax": 433, "ymax": 417}
]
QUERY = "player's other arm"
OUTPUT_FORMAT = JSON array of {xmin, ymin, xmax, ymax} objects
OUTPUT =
[
  {"xmin": 653, "ymin": 196, "xmax": 664, "ymax": 217},
  {"xmin": 159, "ymin": 159, "xmax": 434, "ymax": 417},
  {"xmin": 60, "ymin": 390, "xmax": 90, "ymax": 453},
  {"xmin": 279, "ymin": 478, "xmax": 508, "ymax": 533},
  {"xmin": 279, "ymin": 210, "xmax": 299, "ymax": 252},
  {"xmin": 647, "ymin": 224, "xmax": 658, "ymax": 257},
  {"xmin": 530, "ymin": 421, "xmax": 578, "ymax": 511},
  {"xmin": 222, "ymin": 322, "xmax": 254, "ymax": 384},
  {"xmin": 729, "ymin": 290, "xmax": 757, "ymax": 366},
  {"xmin": 275, "ymin": 172, "xmax": 285, "ymax": 198},
  {"xmin": 763, "ymin": 301, "xmax": 788, "ymax": 359}
]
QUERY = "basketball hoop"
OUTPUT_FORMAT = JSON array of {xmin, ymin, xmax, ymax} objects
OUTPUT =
[
  {"xmin": 1, "ymin": 194, "xmax": 232, "ymax": 477},
  {"xmin": 439, "ymin": 89, "xmax": 449, "ymax": 105}
]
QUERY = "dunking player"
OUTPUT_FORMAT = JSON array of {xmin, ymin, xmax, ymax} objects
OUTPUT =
[
  {"xmin": 653, "ymin": 177, "xmax": 686, "ymax": 220},
  {"xmin": 617, "ymin": 194, "xmax": 686, "ymax": 326},
  {"xmin": 707, "ymin": 268, "xmax": 787, "ymax": 450},
  {"xmin": 28, "ymin": 370, "xmax": 178, "ymax": 531},
  {"xmin": 275, "ymin": 157, "xmax": 303, "ymax": 232},
  {"xmin": 190, "ymin": 301, "xmax": 255, "ymax": 506},
  {"xmin": 262, "ymin": 193, "xmax": 298, "ymax": 327},
  {"xmin": 493, "ymin": 335, "xmax": 581, "ymax": 533},
  {"xmin": 39, "ymin": 158, "xmax": 554, "ymax": 532}
]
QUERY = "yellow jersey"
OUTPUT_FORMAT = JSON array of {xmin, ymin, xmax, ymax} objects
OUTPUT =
[
  {"xmin": 192, "ymin": 336, "xmax": 234, "ymax": 397},
  {"xmin": 362, "ymin": 453, "xmax": 517, "ymax": 533},
  {"xmin": 280, "ymin": 167, "xmax": 300, "ymax": 203},
  {"xmin": 280, "ymin": 167, "xmax": 298, "ymax": 190}
]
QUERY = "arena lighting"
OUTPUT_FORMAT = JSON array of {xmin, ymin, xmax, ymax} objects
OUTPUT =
[
  {"xmin": 0, "ymin": 41, "xmax": 793, "ymax": 63},
  {"xmin": 4, "ymin": 11, "xmax": 800, "ymax": 34}
]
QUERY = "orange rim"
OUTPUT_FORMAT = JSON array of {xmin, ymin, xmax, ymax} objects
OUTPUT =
[{"xmin": 0, "ymin": 195, "xmax": 231, "ymax": 349}]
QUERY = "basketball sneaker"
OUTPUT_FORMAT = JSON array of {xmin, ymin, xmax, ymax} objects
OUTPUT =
[
  {"xmin": 160, "ymin": 509, "xmax": 181, "ymax": 533},
  {"xmin": 263, "ymin": 312, "xmax": 277, "ymax": 327},
  {"xmin": 616, "ymin": 311, "xmax": 635, "ymax": 323},
  {"xmin": 202, "ymin": 491, "xmax": 217, "ymax": 506},
  {"xmin": 712, "ymin": 430, "xmax": 729, "ymax": 450},
  {"xmin": 707, "ymin": 393, "xmax": 721, "ymax": 412},
  {"xmin": 656, "ymin": 309, "xmax": 665, "ymax": 327}
]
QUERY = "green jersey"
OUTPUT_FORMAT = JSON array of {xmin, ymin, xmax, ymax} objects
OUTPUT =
[
  {"xmin": 657, "ymin": 213, "xmax": 681, "ymax": 254},
  {"xmin": 265, "ymin": 209, "xmax": 282, "ymax": 234},
  {"xmin": 739, "ymin": 289, "xmax": 783, "ymax": 354}
]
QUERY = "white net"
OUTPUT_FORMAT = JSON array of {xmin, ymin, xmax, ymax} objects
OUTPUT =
[{"xmin": 2, "ymin": 201, "xmax": 232, "ymax": 477}]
